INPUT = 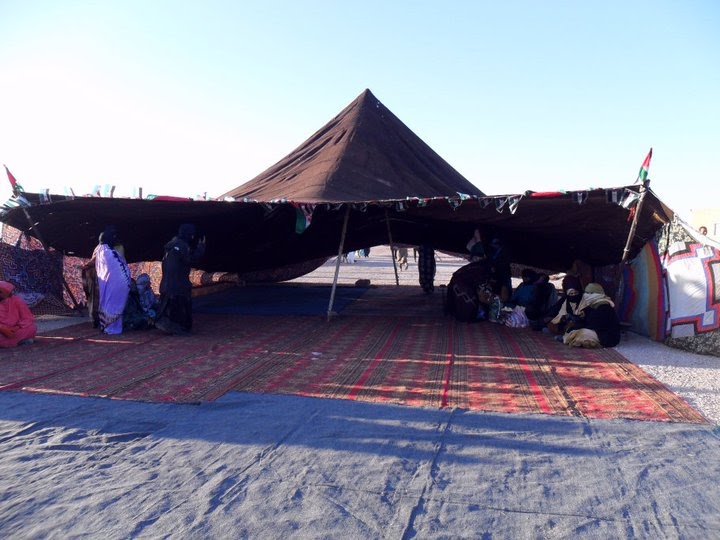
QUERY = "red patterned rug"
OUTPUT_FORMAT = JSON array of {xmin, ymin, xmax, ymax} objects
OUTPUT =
[{"xmin": 0, "ymin": 313, "xmax": 707, "ymax": 424}]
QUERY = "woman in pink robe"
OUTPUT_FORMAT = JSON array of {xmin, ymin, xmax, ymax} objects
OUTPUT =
[
  {"xmin": 0, "ymin": 280, "xmax": 37, "ymax": 348},
  {"xmin": 94, "ymin": 228, "xmax": 131, "ymax": 335}
]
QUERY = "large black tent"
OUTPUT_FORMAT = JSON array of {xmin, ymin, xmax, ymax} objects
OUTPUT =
[{"xmin": 0, "ymin": 89, "xmax": 673, "ymax": 274}]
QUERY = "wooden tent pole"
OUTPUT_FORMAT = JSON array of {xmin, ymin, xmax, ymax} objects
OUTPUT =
[
  {"xmin": 21, "ymin": 208, "xmax": 81, "ymax": 309},
  {"xmin": 327, "ymin": 205, "xmax": 351, "ymax": 321},
  {"xmin": 621, "ymin": 183, "xmax": 648, "ymax": 264},
  {"xmin": 384, "ymin": 210, "xmax": 400, "ymax": 286}
]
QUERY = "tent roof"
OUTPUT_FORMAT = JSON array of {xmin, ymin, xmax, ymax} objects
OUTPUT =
[
  {"xmin": 221, "ymin": 89, "xmax": 484, "ymax": 203},
  {"xmin": 0, "ymin": 90, "xmax": 674, "ymax": 275},
  {"xmin": 0, "ymin": 185, "xmax": 673, "ymax": 273}
]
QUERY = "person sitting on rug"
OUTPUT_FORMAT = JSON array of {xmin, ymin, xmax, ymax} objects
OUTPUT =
[
  {"xmin": 546, "ymin": 275, "xmax": 583, "ymax": 335},
  {"xmin": 445, "ymin": 260, "xmax": 493, "ymax": 322},
  {"xmin": 135, "ymin": 273, "xmax": 159, "ymax": 320},
  {"xmin": 155, "ymin": 223, "xmax": 206, "ymax": 335},
  {"xmin": 507, "ymin": 269, "xmax": 538, "ymax": 308},
  {"xmin": 525, "ymin": 273, "xmax": 559, "ymax": 331},
  {"xmin": 0, "ymin": 280, "xmax": 37, "ymax": 348},
  {"xmin": 122, "ymin": 278, "xmax": 156, "ymax": 331},
  {"xmin": 561, "ymin": 283, "xmax": 621, "ymax": 348}
]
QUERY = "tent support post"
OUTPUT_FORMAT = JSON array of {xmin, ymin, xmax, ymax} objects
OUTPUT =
[
  {"xmin": 327, "ymin": 205, "xmax": 351, "ymax": 321},
  {"xmin": 384, "ymin": 210, "xmax": 400, "ymax": 286},
  {"xmin": 21, "ymin": 208, "xmax": 81, "ymax": 310},
  {"xmin": 621, "ymin": 183, "xmax": 648, "ymax": 264}
]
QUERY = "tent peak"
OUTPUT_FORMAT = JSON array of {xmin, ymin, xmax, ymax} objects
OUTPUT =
[{"xmin": 223, "ymin": 90, "xmax": 483, "ymax": 203}]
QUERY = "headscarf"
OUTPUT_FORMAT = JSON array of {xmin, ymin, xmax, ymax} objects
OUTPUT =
[
  {"xmin": 136, "ymin": 273, "xmax": 151, "ymax": 289},
  {"xmin": 135, "ymin": 273, "xmax": 156, "ymax": 314},
  {"xmin": 0, "ymin": 281, "xmax": 15, "ymax": 295},
  {"xmin": 549, "ymin": 277, "xmax": 585, "ymax": 325},
  {"xmin": 178, "ymin": 223, "xmax": 197, "ymax": 243},
  {"xmin": 561, "ymin": 274, "xmax": 582, "ymax": 293},
  {"xmin": 99, "ymin": 226, "xmax": 118, "ymax": 246},
  {"xmin": 584, "ymin": 283, "xmax": 605, "ymax": 295},
  {"xmin": 576, "ymin": 282, "xmax": 614, "ymax": 313}
]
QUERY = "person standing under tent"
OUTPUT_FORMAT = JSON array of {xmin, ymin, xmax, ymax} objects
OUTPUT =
[
  {"xmin": 397, "ymin": 247, "xmax": 409, "ymax": 270},
  {"xmin": 417, "ymin": 244, "xmax": 436, "ymax": 293},
  {"xmin": 82, "ymin": 226, "xmax": 126, "ymax": 329},
  {"xmin": 93, "ymin": 226, "xmax": 132, "ymax": 335},
  {"xmin": 155, "ymin": 224, "xmax": 206, "ymax": 335}
]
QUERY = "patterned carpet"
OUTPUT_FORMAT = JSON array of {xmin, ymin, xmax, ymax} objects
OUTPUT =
[{"xmin": 0, "ymin": 304, "xmax": 707, "ymax": 424}]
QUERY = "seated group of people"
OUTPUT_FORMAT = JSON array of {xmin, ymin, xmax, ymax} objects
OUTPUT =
[{"xmin": 445, "ymin": 230, "xmax": 621, "ymax": 349}]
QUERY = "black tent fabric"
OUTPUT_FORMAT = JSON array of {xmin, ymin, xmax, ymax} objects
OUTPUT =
[
  {"xmin": 0, "ymin": 185, "xmax": 673, "ymax": 273},
  {"xmin": 221, "ymin": 89, "xmax": 484, "ymax": 202},
  {"xmin": 0, "ymin": 90, "xmax": 674, "ymax": 275}
]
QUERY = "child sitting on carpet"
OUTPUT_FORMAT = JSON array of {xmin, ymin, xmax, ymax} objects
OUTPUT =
[{"xmin": 136, "ymin": 273, "xmax": 159, "ymax": 320}]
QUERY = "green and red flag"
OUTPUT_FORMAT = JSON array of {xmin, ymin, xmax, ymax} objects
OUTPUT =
[
  {"xmin": 636, "ymin": 148, "xmax": 652, "ymax": 184},
  {"xmin": 4, "ymin": 165, "xmax": 18, "ymax": 190}
]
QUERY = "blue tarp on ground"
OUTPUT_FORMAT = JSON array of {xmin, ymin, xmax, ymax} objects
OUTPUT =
[{"xmin": 193, "ymin": 284, "xmax": 369, "ymax": 316}]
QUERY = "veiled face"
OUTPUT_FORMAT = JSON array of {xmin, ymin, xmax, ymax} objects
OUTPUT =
[{"xmin": 567, "ymin": 292, "xmax": 581, "ymax": 303}]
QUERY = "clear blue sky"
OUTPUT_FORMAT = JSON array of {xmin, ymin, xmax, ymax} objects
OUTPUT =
[{"xmin": 1, "ymin": 1, "xmax": 718, "ymax": 217}]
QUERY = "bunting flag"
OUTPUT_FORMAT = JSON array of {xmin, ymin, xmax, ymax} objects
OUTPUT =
[
  {"xmin": 636, "ymin": 148, "xmax": 653, "ymax": 184},
  {"xmin": 606, "ymin": 188, "xmax": 623, "ymax": 204},
  {"xmin": 572, "ymin": 191, "xmax": 589, "ymax": 205},
  {"xmin": 507, "ymin": 195, "xmax": 522, "ymax": 214},
  {"xmin": 621, "ymin": 189, "xmax": 640, "ymax": 209},
  {"xmin": 293, "ymin": 203, "xmax": 314, "ymax": 234}
]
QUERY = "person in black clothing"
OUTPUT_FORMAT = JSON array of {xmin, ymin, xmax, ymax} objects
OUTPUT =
[
  {"xmin": 524, "ymin": 272, "xmax": 559, "ymax": 331},
  {"xmin": 417, "ymin": 244, "xmax": 436, "ymax": 294},
  {"xmin": 445, "ymin": 260, "xmax": 492, "ymax": 322},
  {"xmin": 546, "ymin": 275, "xmax": 583, "ymax": 335},
  {"xmin": 154, "ymin": 224, "xmax": 205, "ymax": 335},
  {"xmin": 562, "ymin": 283, "xmax": 621, "ymax": 348}
]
